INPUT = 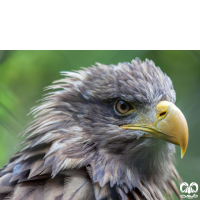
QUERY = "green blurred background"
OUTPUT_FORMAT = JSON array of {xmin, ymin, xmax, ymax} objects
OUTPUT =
[{"xmin": 0, "ymin": 50, "xmax": 200, "ymax": 198}]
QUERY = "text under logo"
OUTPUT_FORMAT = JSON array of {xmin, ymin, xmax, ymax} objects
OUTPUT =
[{"xmin": 180, "ymin": 182, "xmax": 198, "ymax": 199}]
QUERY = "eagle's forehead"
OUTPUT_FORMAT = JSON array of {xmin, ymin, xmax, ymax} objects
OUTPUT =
[{"xmin": 73, "ymin": 58, "xmax": 176, "ymax": 104}]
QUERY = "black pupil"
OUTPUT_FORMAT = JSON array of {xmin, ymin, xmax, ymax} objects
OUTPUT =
[{"xmin": 120, "ymin": 101, "xmax": 127, "ymax": 110}]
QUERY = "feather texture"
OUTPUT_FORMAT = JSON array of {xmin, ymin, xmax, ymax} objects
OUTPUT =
[{"xmin": 0, "ymin": 58, "xmax": 181, "ymax": 200}]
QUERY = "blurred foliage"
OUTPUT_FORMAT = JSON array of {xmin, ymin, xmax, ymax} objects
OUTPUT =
[{"xmin": 0, "ymin": 50, "xmax": 200, "ymax": 199}]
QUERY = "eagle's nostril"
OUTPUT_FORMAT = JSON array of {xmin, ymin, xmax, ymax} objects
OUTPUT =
[{"xmin": 159, "ymin": 112, "xmax": 166, "ymax": 117}]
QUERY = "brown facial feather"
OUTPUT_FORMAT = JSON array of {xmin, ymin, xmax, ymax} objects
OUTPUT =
[{"xmin": 0, "ymin": 58, "xmax": 181, "ymax": 200}]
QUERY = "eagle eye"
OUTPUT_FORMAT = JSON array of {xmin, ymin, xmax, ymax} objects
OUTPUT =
[{"xmin": 115, "ymin": 100, "xmax": 135, "ymax": 115}]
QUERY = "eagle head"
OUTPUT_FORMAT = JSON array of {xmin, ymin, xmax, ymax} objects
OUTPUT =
[{"xmin": 0, "ymin": 58, "xmax": 189, "ymax": 200}]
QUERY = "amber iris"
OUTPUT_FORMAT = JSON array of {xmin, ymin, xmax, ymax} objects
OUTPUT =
[{"xmin": 115, "ymin": 100, "xmax": 134, "ymax": 115}]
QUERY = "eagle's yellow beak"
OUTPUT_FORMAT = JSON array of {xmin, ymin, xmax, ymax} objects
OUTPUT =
[{"xmin": 120, "ymin": 101, "xmax": 189, "ymax": 158}]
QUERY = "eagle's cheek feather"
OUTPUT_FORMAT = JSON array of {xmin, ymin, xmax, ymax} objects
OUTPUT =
[{"xmin": 120, "ymin": 100, "xmax": 189, "ymax": 158}]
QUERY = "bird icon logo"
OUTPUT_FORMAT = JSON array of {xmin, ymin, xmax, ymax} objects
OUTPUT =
[{"xmin": 180, "ymin": 182, "xmax": 198, "ymax": 199}]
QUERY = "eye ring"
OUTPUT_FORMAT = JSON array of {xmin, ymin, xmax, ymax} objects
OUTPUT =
[{"xmin": 114, "ymin": 100, "xmax": 135, "ymax": 115}]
